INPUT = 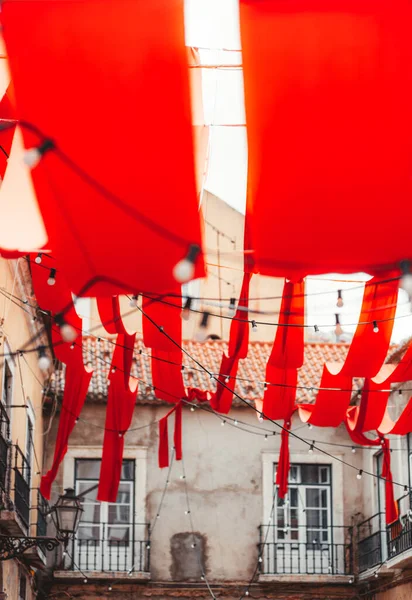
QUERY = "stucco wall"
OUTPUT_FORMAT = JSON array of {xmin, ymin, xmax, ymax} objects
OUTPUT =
[{"xmin": 45, "ymin": 404, "xmax": 364, "ymax": 582}]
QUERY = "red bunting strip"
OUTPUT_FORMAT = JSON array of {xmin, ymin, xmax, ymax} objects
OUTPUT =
[
  {"xmin": 158, "ymin": 401, "xmax": 183, "ymax": 468},
  {"xmin": 151, "ymin": 349, "xmax": 186, "ymax": 404},
  {"xmin": 240, "ymin": 0, "xmax": 412, "ymax": 278},
  {"xmin": 381, "ymin": 438, "xmax": 399, "ymax": 526},
  {"xmin": 276, "ymin": 421, "xmax": 291, "ymax": 499},
  {"xmin": 299, "ymin": 277, "xmax": 398, "ymax": 428},
  {"xmin": 228, "ymin": 272, "xmax": 251, "ymax": 359},
  {"xmin": 262, "ymin": 367, "xmax": 297, "ymax": 422},
  {"xmin": 210, "ymin": 354, "xmax": 239, "ymax": 414},
  {"xmin": 142, "ymin": 290, "xmax": 182, "ymax": 352}
]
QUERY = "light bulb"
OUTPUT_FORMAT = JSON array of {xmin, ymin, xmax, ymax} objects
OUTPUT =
[
  {"xmin": 23, "ymin": 139, "xmax": 54, "ymax": 169},
  {"xmin": 191, "ymin": 543, "xmax": 196, "ymax": 549},
  {"xmin": 400, "ymin": 260, "xmax": 412, "ymax": 295},
  {"xmin": 108, "ymin": 586, "xmax": 112, "ymax": 591},
  {"xmin": 307, "ymin": 423, "xmax": 313, "ymax": 430},
  {"xmin": 62, "ymin": 550, "xmax": 67, "ymax": 557},
  {"xmin": 173, "ymin": 244, "xmax": 200, "ymax": 283},
  {"xmin": 335, "ymin": 314, "xmax": 343, "ymax": 337},
  {"xmin": 221, "ymin": 420, "xmax": 226, "ymax": 427},
  {"xmin": 60, "ymin": 323, "xmax": 77, "ymax": 343},
  {"xmin": 308, "ymin": 445, "xmax": 314, "ymax": 454},
  {"xmin": 357, "ymin": 470, "xmax": 363, "ymax": 480},
  {"xmin": 34, "ymin": 252, "xmax": 42, "ymax": 264},
  {"xmin": 258, "ymin": 557, "xmax": 262, "ymax": 563},
  {"xmin": 374, "ymin": 572, "xmax": 378, "ymax": 578},
  {"xmin": 47, "ymin": 268, "xmax": 56, "ymax": 286},
  {"xmin": 38, "ymin": 354, "xmax": 51, "ymax": 372},
  {"xmin": 128, "ymin": 569, "xmax": 134, "ymax": 576},
  {"xmin": 373, "ymin": 320, "xmax": 379, "ymax": 333},
  {"xmin": 336, "ymin": 289, "xmax": 343, "ymax": 308},
  {"xmin": 234, "ymin": 420, "xmax": 238, "ymax": 426},
  {"xmin": 146, "ymin": 544, "xmax": 151, "ymax": 550},
  {"xmin": 245, "ymin": 591, "xmax": 249, "ymax": 596},
  {"xmin": 264, "ymin": 435, "xmax": 268, "ymax": 441},
  {"xmin": 23, "ymin": 147, "xmax": 42, "ymax": 169},
  {"xmin": 83, "ymin": 579, "xmax": 88, "ymax": 584},
  {"xmin": 351, "ymin": 447, "xmax": 356, "ymax": 454},
  {"xmin": 349, "ymin": 577, "xmax": 354, "ymax": 584},
  {"xmin": 251, "ymin": 320, "xmax": 258, "ymax": 332},
  {"xmin": 190, "ymin": 406, "xmax": 195, "ymax": 412},
  {"xmin": 129, "ymin": 295, "xmax": 138, "ymax": 308}
]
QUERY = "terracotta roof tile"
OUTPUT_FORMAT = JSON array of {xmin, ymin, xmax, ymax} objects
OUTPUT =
[{"xmin": 49, "ymin": 337, "xmax": 402, "ymax": 407}]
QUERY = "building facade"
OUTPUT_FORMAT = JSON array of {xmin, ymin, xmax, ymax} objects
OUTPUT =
[{"xmin": 0, "ymin": 257, "xmax": 50, "ymax": 600}]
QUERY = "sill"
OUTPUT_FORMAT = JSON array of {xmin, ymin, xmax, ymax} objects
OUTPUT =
[
  {"xmin": 53, "ymin": 571, "xmax": 150, "ymax": 581},
  {"xmin": 258, "ymin": 574, "xmax": 354, "ymax": 584},
  {"xmin": 384, "ymin": 547, "xmax": 412, "ymax": 571}
]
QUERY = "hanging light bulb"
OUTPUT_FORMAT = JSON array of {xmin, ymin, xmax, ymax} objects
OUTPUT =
[
  {"xmin": 251, "ymin": 320, "xmax": 258, "ymax": 333},
  {"xmin": 129, "ymin": 294, "xmax": 138, "ymax": 308},
  {"xmin": 47, "ymin": 268, "xmax": 56, "ymax": 286},
  {"xmin": 38, "ymin": 346, "xmax": 51, "ymax": 371},
  {"xmin": 400, "ymin": 260, "xmax": 412, "ymax": 296},
  {"xmin": 351, "ymin": 447, "xmax": 356, "ymax": 454},
  {"xmin": 264, "ymin": 435, "xmax": 268, "ymax": 441},
  {"xmin": 194, "ymin": 311, "xmax": 210, "ymax": 342},
  {"xmin": 23, "ymin": 138, "xmax": 55, "ymax": 169},
  {"xmin": 357, "ymin": 470, "xmax": 363, "ymax": 480},
  {"xmin": 54, "ymin": 313, "xmax": 77, "ymax": 343},
  {"xmin": 83, "ymin": 578, "xmax": 88, "ymax": 584},
  {"xmin": 181, "ymin": 297, "xmax": 192, "ymax": 321},
  {"xmin": 108, "ymin": 586, "xmax": 113, "ymax": 592},
  {"xmin": 228, "ymin": 297, "xmax": 236, "ymax": 317},
  {"xmin": 173, "ymin": 244, "xmax": 201, "ymax": 283},
  {"xmin": 374, "ymin": 572, "xmax": 378, "ymax": 579},
  {"xmin": 34, "ymin": 252, "xmax": 43, "ymax": 264},
  {"xmin": 335, "ymin": 314, "xmax": 343, "ymax": 337},
  {"xmin": 373, "ymin": 320, "xmax": 379, "ymax": 333},
  {"xmin": 221, "ymin": 420, "xmax": 226, "ymax": 427},
  {"xmin": 336, "ymin": 289, "xmax": 343, "ymax": 308},
  {"xmin": 307, "ymin": 423, "xmax": 313, "ymax": 430},
  {"xmin": 308, "ymin": 443, "xmax": 314, "ymax": 454}
]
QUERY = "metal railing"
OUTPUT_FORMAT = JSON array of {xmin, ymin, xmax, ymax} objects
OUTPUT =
[
  {"xmin": 13, "ymin": 445, "xmax": 31, "ymax": 527},
  {"xmin": 62, "ymin": 522, "xmax": 150, "ymax": 573},
  {"xmin": 387, "ymin": 493, "xmax": 412, "ymax": 561},
  {"xmin": 36, "ymin": 490, "xmax": 49, "ymax": 537},
  {"xmin": 0, "ymin": 402, "xmax": 10, "ymax": 495},
  {"xmin": 258, "ymin": 525, "xmax": 353, "ymax": 575},
  {"xmin": 357, "ymin": 513, "xmax": 384, "ymax": 573}
]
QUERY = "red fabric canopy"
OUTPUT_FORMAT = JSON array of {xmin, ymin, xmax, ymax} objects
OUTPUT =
[
  {"xmin": 2, "ymin": 0, "xmax": 204, "ymax": 297},
  {"xmin": 240, "ymin": 0, "xmax": 412, "ymax": 277}
]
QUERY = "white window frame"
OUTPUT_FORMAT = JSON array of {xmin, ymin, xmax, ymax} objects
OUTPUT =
[
  {"xmin": 1, "ymin": 340, "xmax": 15, "ymax": 433},
  {"xmin": 62, "ymin": 446, "xmax": 147, "ymax": 525},
  {"xmin": 262, "ymin": 452, "xmax": 344, "ymax": 538}
]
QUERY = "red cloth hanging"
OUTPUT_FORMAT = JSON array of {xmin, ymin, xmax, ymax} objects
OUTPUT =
[
  {"xmin": 210, "ymin": 354, "xmax": 239, "ymax": 414},
  {"xmin": 2, "ymin": 0, "xmax": 204, "ymax": 297},
  {"xmin": 158, "ymin": 401, "xmax": 183, "ymax": 468},
  {"xmin": 299, "ymin": 277, "xmax": 398, "ymax": 427},
  {"xmin": 228, "ymin": 272, "xmax": 251, "ymax": 360},
  {"xmin": 97, "ymin": 334, "xmax": 138, "ymax": 502},
  {"xmin": 187, "ymin": 387, "xmax": 210, "ymax": 403},
  {"xmin": 276, "ymin": 422, "xmax": 291, "ymax": 499},
  {"xmin": 40, "ymin": 340, "xmax": 92, "ymax": 499},
  {"xmin": 268, "ymin": 280, "xmax": 304, "ymax": 370},
  {"xmin": 346, "ymin": 380, "xmax": 390, "ymax": 434},
  {"xmin": 381, "ymin": 438, "xmax": 399, "ymax": 526},
  {"xmin": 142, "ymin": 291, "xmax": 182, "ymax": 352},
  {"xmin": 151, "ymin": 349, "xmax": 186, "ymax": 403},
  {"xmin": 240, "ymin": 0, "xmax": 412, "ymax": 278},
  {"xmin": 263, "ymin": 367, "xmax": 297, "ymax": 421}
]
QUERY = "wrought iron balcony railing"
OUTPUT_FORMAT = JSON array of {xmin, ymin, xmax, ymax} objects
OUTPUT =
[
  {"xmin": 387, "ymin": 493, "xmax": 412, "ymax": 561},
  {"xmin": 357, "ymin": 512, "xmax": 384, "ymax": 573},
  {"xmin": 0, "ymin": 402, "xmax": 11, "ymax": 498},
  {"xmin": 13, "ymin": 445, "xmax": 31, "ymax": 527},
  {"xmin": 60, "ymin": 522, "xmax": 150, "ymax": 573},
  {"xmin": 258, "ymin": 524, "xmax": 353, "ymax": 576}
]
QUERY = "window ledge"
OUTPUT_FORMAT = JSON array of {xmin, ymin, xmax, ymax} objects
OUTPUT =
[
  {"xmin": 53, "ymin": 571, "xmax": 150, "ymax": 581},
  {"xmin": 258, "ymin": 574, "xmax": 354, "ymax": 584}
]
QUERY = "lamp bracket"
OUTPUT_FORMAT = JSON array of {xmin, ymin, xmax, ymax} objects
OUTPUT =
[{"xmin": 0, "ymin": 534, "xmax": 60, "ymax": 561}]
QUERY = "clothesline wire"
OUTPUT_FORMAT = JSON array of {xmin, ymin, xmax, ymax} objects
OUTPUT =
[{"xmin": 136, "ymin": 304, "xmax": 411, "ymax": 492}]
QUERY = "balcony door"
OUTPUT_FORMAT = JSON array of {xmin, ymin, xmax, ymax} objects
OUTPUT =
[
  {"xmin": 272, "ymin": 464, "xmax": 335, "ymax": 574},
  {"xmin": 73, "ymin": 459, "xmax": 135, "ymax": 572}
]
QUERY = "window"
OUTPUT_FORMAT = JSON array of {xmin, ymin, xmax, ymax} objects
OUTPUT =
[
  {"xmin": 73, "ymin": 459, "xmax": 135, "ymax": 571},
  {"xmin": 1, "ymin": 344, "xmax": 14, "ymax": 434},
  {"xmin": 25, "ymin": 403, "xmax": 35, "ymax": 486},
  {"xmin": 273, "ymin": 464, "xmax": 332, "ymax": 545}
]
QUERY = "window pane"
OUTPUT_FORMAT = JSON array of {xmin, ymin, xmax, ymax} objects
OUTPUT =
[
  {"xmin": 115, "ymin": 483, "xmax": 131, "ymax": 504},
  {"xmin": 107, "ymin": 526, "xmax": 130, "ymax": 545},
  {"xmin": 321, "ymin": 489, "xmax": 327, "ymax": 508},
  {"xmin": 320, "ymin": 467, "xmax": 329, "ymax": 484},
  {"xmin": 306, "ymin": 509, "xmax": 321, "ymax": 528},
  {"xmin": 306, "ymin": 489, "xmax": 321, "ymax": 508},
  {"xmin": 290, "ymin": 488, "xmax": 298, "ymax": 507},
  {"xmin": 291, "ymin": 529, "xmax": 299, "ymax": 540},
  {"xmin": 121, "ymin": 461, "xmax": 134, "ymax": 480},
  {"xmin": 290, "ymin": 466, "xmax": 298, "ymax": 482},
  {"xmin": 307, "ymin": 530, "xmax": 319, "ymax": 544},
  {"xmin": 81, "ymin": 503, "xmax": 101, "ymax": 523},
  {"xmin": 76, "ymin": 460, "xmax": 101, "ymax": 480},
  {"xmin": 322, "ymin": 511, "xmax": 328, "ymax": 529},
  {"xmin": 77, "ymin": 481, "xmax": 98, "ymax": 502},
  {"xmin": 108, "ymin": 504, "xmax": 130, "ymax": 524},
  {"xmin": 301, "ymin": 465, "xmax": 320, "ymax": 484},
  {"xmin": 78, "ymin": 525, "xmax": 100, "ymax": 543}
]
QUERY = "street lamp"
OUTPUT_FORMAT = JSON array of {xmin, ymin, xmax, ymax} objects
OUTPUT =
[
  {"xmin": 0, "ymin": 487, "xmax": 84, "ymax": 561},
  {"xmin": 51, "ymin": 487, "xmax": 83, "ymax": 543}
]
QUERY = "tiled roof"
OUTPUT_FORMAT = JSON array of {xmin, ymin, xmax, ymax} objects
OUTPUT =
[{"xmin": 50, "ymin": 338, "xmax": 402, "ymax": 406}]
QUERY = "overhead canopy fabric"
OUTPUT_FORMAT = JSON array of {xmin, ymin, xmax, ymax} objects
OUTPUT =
[
  {"xmin": 240, "ymin": 0, "xmax": 412, "ymax": 278},
  {"xmin": 2, "ymin": 0, "xmax": 205, "ymax": 297}
]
